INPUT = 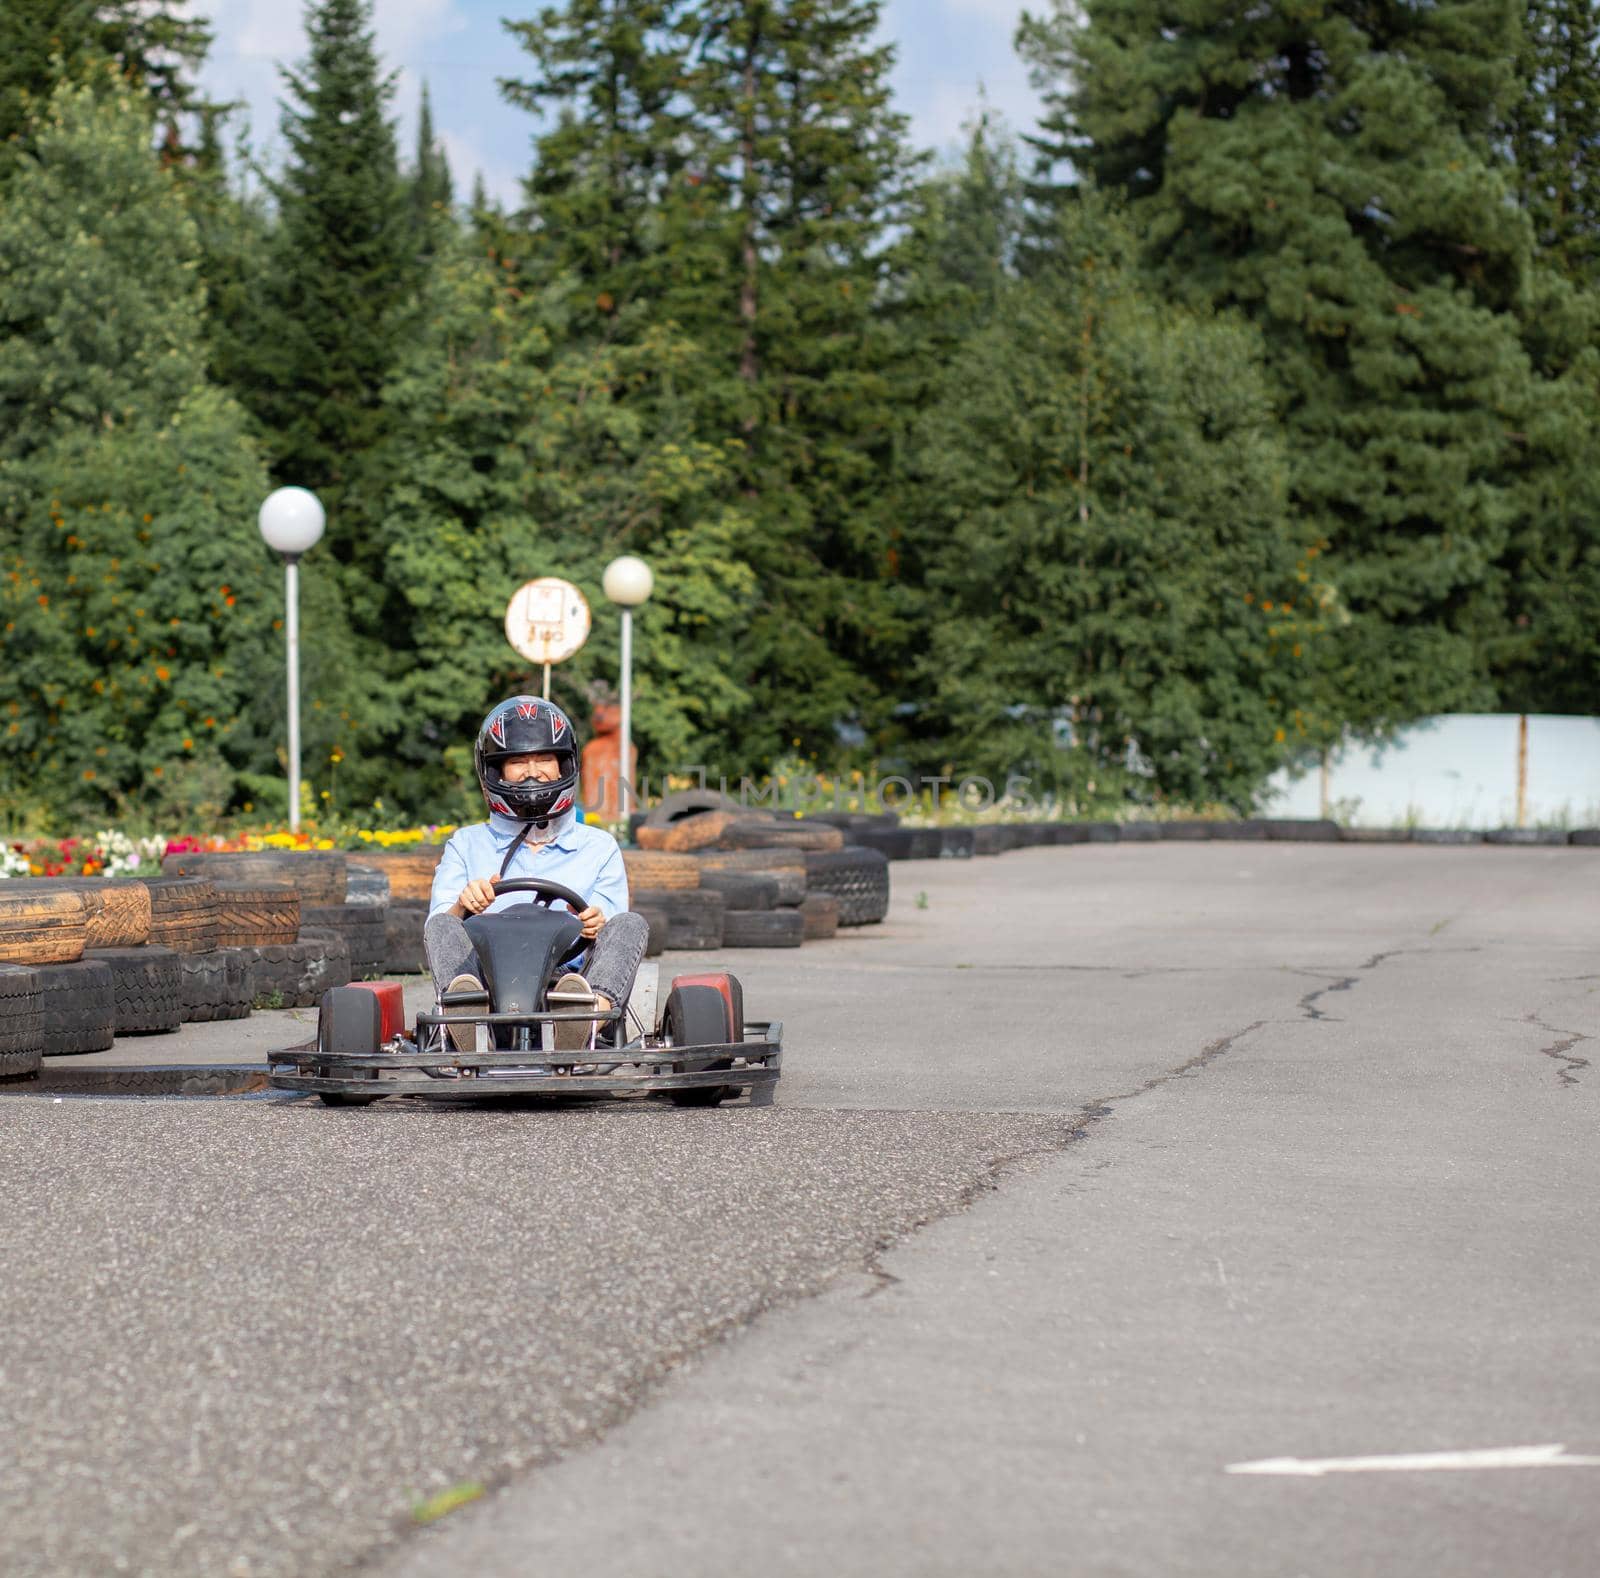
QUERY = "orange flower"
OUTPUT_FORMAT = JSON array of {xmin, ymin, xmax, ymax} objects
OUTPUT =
[
  {"xmin": 155, "ymin": 666, "xmax": 170, "ymax": 681},
  {"xmin": 182, "ymin": 737, "xmax": 193, "ymax": 750}
]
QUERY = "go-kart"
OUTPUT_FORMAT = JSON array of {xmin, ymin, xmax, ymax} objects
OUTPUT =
[{"xmin": 266, "ymin": 877, "xmax": 781, "ymax": 1107}]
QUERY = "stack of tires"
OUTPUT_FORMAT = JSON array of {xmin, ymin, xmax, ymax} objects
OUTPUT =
[
  {"xmin": 343, "ymin": 845, "xmax": 446, "ymax": 974},
  {"xmin": 627, "ymin": 791, "xmax": 891, "ymax": 949},
  {"xmin": 160, "ymin": 850, "xmax": 353, "ymax": 1008}
]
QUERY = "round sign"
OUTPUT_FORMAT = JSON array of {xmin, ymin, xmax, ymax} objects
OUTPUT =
[{"xmin": 505, "ymin": 577, "xmax": 591, "ymax": 664}]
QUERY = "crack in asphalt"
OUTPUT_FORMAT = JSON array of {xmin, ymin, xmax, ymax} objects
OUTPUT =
[
  {"xmin": 1070, "ymin": 1020, "xmax": 1269, "ymax": 1138},
  {"xmin": 1290, "ymin": 946, "xmax": 1480, "ymax": 1022},
  {"xmin": 1524, "ymin": 1011, "xmax": 1594, "ymax": 1088}
]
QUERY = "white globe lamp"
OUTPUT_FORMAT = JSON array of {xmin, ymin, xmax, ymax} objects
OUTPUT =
[
  {"xmin": 258, "ymin": 487, "xmax": 326, "ymax": 830},
  {"xmin": 602, "ymin": 556, "xmax": 654, "ymax": 815}
]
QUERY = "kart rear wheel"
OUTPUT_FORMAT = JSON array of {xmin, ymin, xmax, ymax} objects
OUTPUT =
[
  {"xmin": 663, "ymin": 982, "xmax": 734, "ymax": 1107},
  {"xmin": 319, "ymin": 1092, "xmax": 379, "ymax": 1107}
]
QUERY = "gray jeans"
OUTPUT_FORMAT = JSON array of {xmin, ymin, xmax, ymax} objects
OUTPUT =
[{"xmin": 423, "ymin": 908, "xmax": 649, "ymax": 1012}]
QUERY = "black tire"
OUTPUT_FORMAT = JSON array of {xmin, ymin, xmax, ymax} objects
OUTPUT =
[
  {"xmin": 0, "ymin": 963, "xmax": 43, "ymax": 1076},
  {"xmin": 971, "ymin": 825, "xmax": 1005, "ymax": 856},
  {"xmin": 212, "ymin": 883, "xmax": 300, "ymax": 947},
  {"xmin": 1338, "ymin": 826, "xmax": 1413, "ymax": 843},
  {"xmin": 802, "ymin": 847, "xmax": 891, "ymax": 926},
  {"xmin": 161, "ymin": 849, "xmax": 348, "ymax": 905},
  {"xmin": 642, "ymin": 788, "xmax": 746, "ymax": 828},
  {"xmin": 1160, "ymin": 822, "xmax": 1217, "ymax": 841},
  {"xmin": 714, "ymin": 821, "xmax": 845, "ymax": 853},
  {"xmin": 1570, "ymin": 829, "xmax": 1600, "ymax": 846},
  {"xmin": 141, "ymin": 877, "xmax": 220, "ymax": 956},
  {"xmin": 696, "ymin": 871, "xmax": 779, "ymax": 911},
  {"xmin": 180, "ymin": 949, "xmax": 256, "ymax": 1023},
  {"xmin": 1486, "ymin": 828, "xmax": 1568, "ymax": 846},
  {"xmin": 384, "ymin": 902, "xmax": 428, "ymax": 973},
  {"xmin": 345, "ymin": 864, "xmax": 393, "ymax": 906},
  {"xmin": 799, "ymin": 892, "xmax": 840, "ymax": 939},
  {"xmin": 235, "ymin": 936, "xmax": 352, "ymax": 1009},
  {"xmin": 635, "ymin": 904, "xmax": 668, "ymax": 958},
  {"xmin": 1263, "ymin": 818, "xmax": 1341, "ymax": 842},
  {"xmin": 301, "ymin": 904, "xmax": 388, "ymax": 975},
  {"xmin": 1413, "ymin": 829, "xmax": 1485, "ymax": 845},
  {"xmin": 849, "ymin": 827, "xmax": 916, "ymax": 860},
  {"xmin": 664, "ymin": 983, "xmax": 735, "ymax": 1107},
  {"xmin": 629, "ymin": 888, "xmax": 724, "ymax": 950},
  {"xmin": 37, "ymin": 959, "xmax": 116, "ymax": 1055},
  {"xmin": 87, "ymin": 946, "xmax": 183, "ymax": 1034},
  {"xmin": 720, "ymin": 908, "xmax": 805, "ymax": 948}
]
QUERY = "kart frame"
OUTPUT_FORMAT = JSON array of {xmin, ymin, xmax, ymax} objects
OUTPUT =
[{"xmin": 267, "ymin": 1005, "xmax": 783, "ymax": 1103}]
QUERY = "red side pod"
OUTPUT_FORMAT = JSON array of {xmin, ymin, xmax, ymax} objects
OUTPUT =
[
  {"xmin": 343, "ymin": 980, "xmax": 406, "ymax": 1043},
  {"xmin": 668, "ymin": 972, "xmax": 738, "ymax": 1040}
]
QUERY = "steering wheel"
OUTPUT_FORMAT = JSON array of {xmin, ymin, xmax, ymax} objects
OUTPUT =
[{"xmin": 489, "ymin": 875, "xmax": 590, "ymax": 914}]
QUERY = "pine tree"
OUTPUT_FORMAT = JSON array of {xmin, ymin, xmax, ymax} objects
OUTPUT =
[
  {"xmin": 233, "ymin": 0, "xmax": 411, "ymax": 573},
  {"xmin": 1507, "ymin": 0, "xmax": 1600, "ymax": 284},
  {"xmin": 671, "ymin": 0, "xmax": 927, "ymax": 760},
  {"xmin": 500, "ymin": 0, "xmax": 696, "ymax": 313},
  {"xmin": 910, "ymin": 201, "xmax": 1320, "ymax": 808},
  {"xmin": 408, "ymin": 82, "xmax": 454, "ymax": 258},
  {"xmin": 1025, "ymin": 0, "xmax": 1540, "ymax": 730},
  {"xmin": 0, "ymin": 0, "xmax": 215, "ymax": 157}
]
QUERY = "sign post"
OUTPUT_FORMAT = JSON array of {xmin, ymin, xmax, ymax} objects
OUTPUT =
[{"xmin": 504, "ymin": 579, "xmax": 591, "ymax": 701}]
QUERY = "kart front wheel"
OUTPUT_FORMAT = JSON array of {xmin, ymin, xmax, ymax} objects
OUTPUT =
[
  {"xmin": 663, "ymin": 983, "xmax": 734, "ymax": 1107},
  {"xmin": 319, "ymin": 1091, "xmax": 378, "ymax": 1107}
]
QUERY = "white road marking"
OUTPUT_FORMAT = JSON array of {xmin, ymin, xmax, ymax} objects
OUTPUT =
[{"xmin": 1226, "ymin": 1444, "xmax": 1600, "ymax": 1476}]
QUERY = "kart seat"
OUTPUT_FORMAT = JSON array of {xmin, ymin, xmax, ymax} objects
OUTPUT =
[{"xmin": 464, "ymin": 905, "xmax": 585, "ymax": 1015}]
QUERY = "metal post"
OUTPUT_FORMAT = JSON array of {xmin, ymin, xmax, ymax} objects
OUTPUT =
[
  {"xmin": 542, "ymin": 662, "xmax": 551, "ymax": 702},
  {"xmin": 285, "ymin": 556, "xmax": 301, "ymax": 832},
  {"xmin": 619, "ymin": 607, "xmax": 633, "ymax": 815},
  {"xmin": 1516, "ymin": 714, "xmax": 1529, "ymax": 829}
]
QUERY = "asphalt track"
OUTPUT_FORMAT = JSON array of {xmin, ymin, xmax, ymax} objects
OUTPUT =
[{"xmin": 2, "ymin": 844, "xmax": 1596, "ymax": 1577}]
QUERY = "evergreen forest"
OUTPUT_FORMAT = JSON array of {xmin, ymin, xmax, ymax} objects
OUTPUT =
[{"xmin": 2, "ymin": 0, "xmax": 1596, "ymax": 829}]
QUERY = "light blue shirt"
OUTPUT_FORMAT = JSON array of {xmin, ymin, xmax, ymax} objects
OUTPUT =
[{"xmin": 428, "ymin": 814, "xmax": 630, "ymax": 919}]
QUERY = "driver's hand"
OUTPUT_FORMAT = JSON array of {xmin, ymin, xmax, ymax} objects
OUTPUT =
[
  {"xmin": 457, "ymin": 874, "xmax": 499, "ymax": 916},
  {"xmin": 576, "ymin": 905, "xmax": 604, "ymax": 941}
]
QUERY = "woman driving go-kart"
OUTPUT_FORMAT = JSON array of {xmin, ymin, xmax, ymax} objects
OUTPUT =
[
  {"xmin": 424, "ymin": 697, "xmax": 649, "ymax": 1052},
  {"xmin": 266, "ymin": 696, "xmax": 782, "ymax": 1106}
]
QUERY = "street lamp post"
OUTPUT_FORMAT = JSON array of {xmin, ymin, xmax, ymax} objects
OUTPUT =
[
  {"xmin": 601, "ymin": 555, "xmax": 653, "ymax": 815},
  {"xmin": 257, "ymin": 487, "xmax": 326, "ymax": 832}
]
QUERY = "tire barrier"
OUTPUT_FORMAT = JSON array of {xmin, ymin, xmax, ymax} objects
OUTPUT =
[
  {"xmin": 234, "ymin": 936, "xmax": 351, "ymax": 1009},
  {"xmin": 142, "ymin": 877, "xmax": 220, "ymax": 956},
  {"xmin": 344, "ymin": 865, "xmax": 393, "ymax": 906},
  {"xmin": 799, "ymin": 892, "xmax": 841, "ymax": 940},
  {"xmin": 695, "ymin": 870, "xmax": 780, "ymax": 911},
  {"xmin": 88, "ymin": 946, "xmax": 184, "ymax": 1034},
  {"xmin": 0, "ymin": 886, "xmax": 91, "ymax": 966},
  {"xmin": 692, "ymin": 848, "xmax": 806, "ymax": 904},
  {"xmin": 629, "ymin": 888, "xmax": 725, "ymax": 950},
  {"xmin": 721, "ymin": 907, "xmax": 805, "ymax": 949},
  {"xmin": 384, "ymin": 902, "xmax": 429, "ymax": 974},
  {"xmin": 621, "ymin": 850, "xmax": 701, "ymax": 892},
  {"xmin": 634, "ymin": 903, "xmax": 669, "ymax": 958},
  {"xmin": 0, "ymin": 963, "xmax": 44, "ymax": 1078},
  {"xmin": 37, "ymin": 958, "xmax": 116, "ymax": 1055},
  {"xmin": 300, "ymin": 906, "xmax": 387, "ymax": 977},
  {"xmin": 160, "ymin": 849, "xmax": 348, "ymax": 905},
  {"xmin": 341, "ymin": 847, "xmax": 444, "ymax": 902},
  {"xmin": 640, "ymin": 788, "xmax": 746, "ymax": 828},
  {"xmin": 180, "ymin": 949, "xmax": 256, "ymax": 1023},
  {"xmin": 212, "ymin": 884, "xmax": 300, "ymax": 948},
  {"xmin": 802, "ymin": 847, "xmax": 891, "ymax": 927},
  {"xmin": 35, "ymin": 877, "xmax": 152, "ymax": 947},
  {"xmin": 714, "ymin": 820, "xmax": 846, "ymax": 854}
]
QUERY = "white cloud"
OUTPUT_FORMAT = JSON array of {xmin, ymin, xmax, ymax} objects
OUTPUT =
[{"xmin": 436, "ymin": 126, "xmax": 522, "ymax": 209}]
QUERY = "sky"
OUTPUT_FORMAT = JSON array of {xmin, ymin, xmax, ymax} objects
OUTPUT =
[{"xmin": 192, "ymin": 0, "xmax": 1049, "ymax": 205}]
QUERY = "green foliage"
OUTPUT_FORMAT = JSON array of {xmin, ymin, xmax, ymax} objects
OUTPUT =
[
  {"xmin": 228, "ymin": 0, "xmax": 412, "ymax": 564},
  {"xmin": 374, "ymin": 239, "xmax": 760, "ymax": 802},
  {"xmin": 0, "ymin": 80, "xmax": 280, "ymax": 829},
  {"xmin": 1025, "ymin": 0, "xmax": 1566, "ymax": 728},
  {"xmin": 0, "ymin": 0, "xmax": 214, "ymax": 156},
  {"xmin": 910, "ymin": 201, "xmax": 1319, "ymax": 808}
]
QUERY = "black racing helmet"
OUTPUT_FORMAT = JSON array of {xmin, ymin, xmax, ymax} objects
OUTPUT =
[{"xmin": 474, "ymin": 696, "xmax": 579, "ymax": 823}]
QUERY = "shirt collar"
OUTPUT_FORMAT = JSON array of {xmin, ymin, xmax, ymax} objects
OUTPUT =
[{"xmin": 485, "ymin": 810, "xmax": 580, "ymax": 850}]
